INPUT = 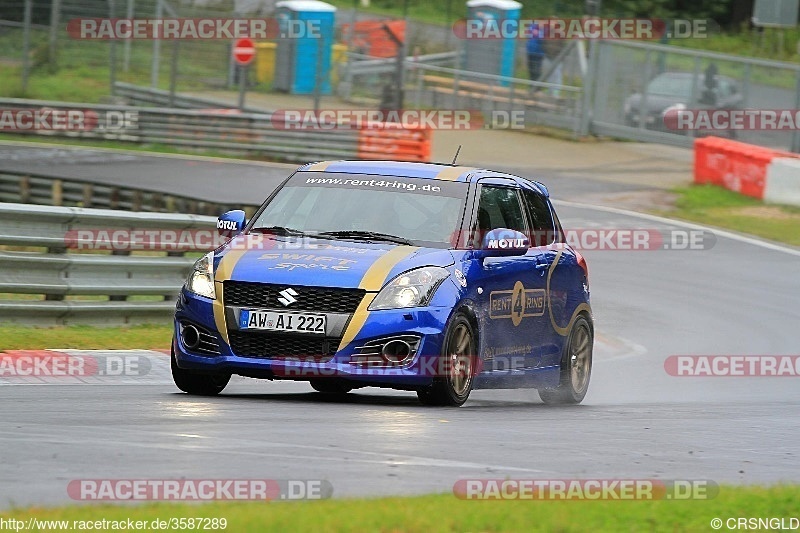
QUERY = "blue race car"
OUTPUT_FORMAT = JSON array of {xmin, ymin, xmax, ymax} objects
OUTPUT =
[{"xmin": 172, "ymin": 160, "xmax": 593, "ymax": 406}]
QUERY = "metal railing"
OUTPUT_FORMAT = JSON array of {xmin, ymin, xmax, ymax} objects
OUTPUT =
[
  {"xmin": 0, "ymin": 169, "xmax": 255, "ymax": 216},
  {"xmin": 339, "ymin": 54, "xmax": 585, "ymax": 133},
  {"xmin": 0, "ymin": 97, "xmax": 362, "ymax": 162},
  {"xmin": 113, "ymin": 82, "xmax": 261, "ymax": 111},
  {"xmin": 0, "ymin": 202, "xmax": 218, "ymax": 325},
  {"xmin": 406, "ymin": 63, "xmax": 584, "ymax": 133},
  {"xmin": 588, "ymin": 40, "xmax": 800, "ymax": 151}
]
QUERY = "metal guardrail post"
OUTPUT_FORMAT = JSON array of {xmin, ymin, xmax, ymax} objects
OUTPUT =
[
  {"xmin": 687, "ymin": 57, "xmax": 701, "ymax": 142},
  {"xmin": 637, "ymin": 50, "xmax": 653, "ymax": 131},
  {"xmin": 82, "ymin": 184, "xmax": 93, "ymax": 208},
  {"xmin": 20, "ymin": 176, "xmax": 31, "ymax": 203},
  {"xmin": 579, "ymin": 40, "xmax": 599, "ymax": 137},
  {"xmin": 51, "ymin": 180, "xmax": 63, "ymax": 206},
  {"xmin": 792, "ymin": 72, "xmax": 800, "ymax": 153}
]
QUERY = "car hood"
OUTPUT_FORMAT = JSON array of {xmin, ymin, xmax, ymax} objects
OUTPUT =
[{"xmin": 213, "ymin": 234, "xmax": 456, "ymax": 291}]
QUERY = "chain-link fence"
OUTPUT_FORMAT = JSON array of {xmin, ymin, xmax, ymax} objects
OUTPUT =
[
  {"xmin": 4, "ymin": 2, "xmax": 800, "ymax": 152},
  {"xmin": 590, "ymin": 40, "xmax": 800, "ymax": 151},
  {"xmin": 1, "ymin": 0, "xmax": 582, "ymax": 97}
]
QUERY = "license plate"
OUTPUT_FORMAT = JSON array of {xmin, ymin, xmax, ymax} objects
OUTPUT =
[{"xmin": 239, "ymin": 310, "xmax": 326, "ymax": 334}]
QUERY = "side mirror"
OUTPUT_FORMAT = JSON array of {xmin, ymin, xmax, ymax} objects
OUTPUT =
[
  {"xmin": 473, "ymin": 228, "xmax": 529, "ymax": 260},
  {"xmin": 217, "ymin": 210, "xmax": 246, "ymax": 238}
]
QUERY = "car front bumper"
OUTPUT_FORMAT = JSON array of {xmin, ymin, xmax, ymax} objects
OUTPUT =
[{"xmin": 173, "ymin": 288, "xmax": 455, "ymax": 388}]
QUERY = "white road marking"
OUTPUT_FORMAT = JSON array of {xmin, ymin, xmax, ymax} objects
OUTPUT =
[{"xmin": 554, "ymin": 199, "xmax": 800, "ymax": 257}]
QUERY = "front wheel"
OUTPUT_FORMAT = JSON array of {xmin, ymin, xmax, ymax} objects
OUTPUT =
[
  {"xmin": 417, "ymin": 313, "xmax": 477, "ymax": 407},
  {"xmin": 538, "ymin": 315, "xmax": 593, "ymax": 405},
  {"xmin": 171, "ymin": 347, "xmax": 230, "ymax": 396}
]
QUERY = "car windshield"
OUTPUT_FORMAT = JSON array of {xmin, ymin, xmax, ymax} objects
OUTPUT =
[
  {"xmin": 250, "ymin": 172, "xmax": 468, "ymax": 248},
  {"xmin": 646, "ymin": 75, "xmax": 697, "ymax": 98}
]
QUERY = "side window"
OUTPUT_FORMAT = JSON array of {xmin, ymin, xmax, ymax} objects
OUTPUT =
[
  {"xmin": 521, "ymin": 189, "xmax": 555, "ymax": 246},
  {"xmin": 474, "ymin": 186, "xmax": 528, "ymax": 237}
]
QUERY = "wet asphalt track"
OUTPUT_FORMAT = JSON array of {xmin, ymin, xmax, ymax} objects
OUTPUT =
[{"xmin": 1, "ymin": 145, "xmax": 799, "ymax": 507}]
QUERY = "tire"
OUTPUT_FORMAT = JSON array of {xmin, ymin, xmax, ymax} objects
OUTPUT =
[
  {"xmin": 171, "ymin": 347, "xmax": 230, "ymax": 396},
  {"xmin": 538, "ymin": 315, "xmax": 593, "ymax": 405},
  {"xmin": 417, "ymin": 313, "xmax": 477, "ymax": 407},
  {"xmin": 309, "ymin": 379, "xmax": 352, "ymax": 394}
]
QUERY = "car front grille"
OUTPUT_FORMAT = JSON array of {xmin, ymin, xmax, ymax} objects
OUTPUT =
[
  {"xmin": 223, "ymin": 282, "xmax": 365, "ymax": 313},
  {"xmin": 228, "ymin": 331, "xmax": 341, "ymax": 361}
]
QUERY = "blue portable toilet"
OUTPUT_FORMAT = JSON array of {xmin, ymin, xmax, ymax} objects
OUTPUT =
[
  {"xmin": 462, "ymin": 0, "xmax": 522, "ymax": 83},
  {"xmin": 273, "ymin": 0, "xmax": 337, "ymax": 95}
]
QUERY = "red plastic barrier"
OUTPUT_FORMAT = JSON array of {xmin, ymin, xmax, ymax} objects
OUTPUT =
[
  {"xmin": 357, "ymin": 125, "xmax": 431, "ymax": 162},
  {"xmin": 694, "ymin": 137, "xmax": 800, "ymax": 199},
  {"xmin": 340, "ymin": 20, "xmax": 405, "ymax": 58}
]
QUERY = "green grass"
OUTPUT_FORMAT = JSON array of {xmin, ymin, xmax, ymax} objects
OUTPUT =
[
  {"xmin": 0, "ymin": 324, "xmax": 172, "ymax": 350},
  {"xmin": 662, "ymin": 184, "xmax": 800, "ymax": 247},
  {"xmin": 2, "ymin": 485, "xmax": 799, "ymax": 532},
  {"xmin": 0, "ymin": 26, "xmax": 231, "ymax": 102}
]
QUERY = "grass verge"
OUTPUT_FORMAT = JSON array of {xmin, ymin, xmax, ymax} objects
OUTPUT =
[
  {"xmin": 0, "ymin": 324, "xmax": 172, "ymax": 351},
  {"xmin": 2, "ymin": 486, "xmax": 799, "ymax": 532},
  {"xmin": 660, "ymin": 184, "xmax": 800, "ymax": 247}
]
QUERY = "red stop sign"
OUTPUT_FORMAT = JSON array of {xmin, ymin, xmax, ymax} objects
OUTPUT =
[{"xmin": 233, "ymin": 38, "xmax": 255, "ymax": 66}]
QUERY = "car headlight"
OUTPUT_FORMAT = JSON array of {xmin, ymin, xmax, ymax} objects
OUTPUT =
[
  {"xmin": 186, "ymin": 251, "xmax": 216, "ymax": 299},
  {"xmin": 369, "ymin": 266, "xmax": 450, "ymax": 310}
]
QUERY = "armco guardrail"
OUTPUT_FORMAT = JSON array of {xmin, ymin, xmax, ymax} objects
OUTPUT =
[
  {"xmin": 0, "ymin": 97, "xmax": 432, "ymax": 163},
  {"xmin": 113, "ymin": 82, "xmax": 262, "ymax": 111},
  {"xmin": 0, "ymin": 203, "xmax": 216, "ymax": 325},
  {"xmin": 0, "ymin": 169, "xmax": 256, "ymax": 216}
]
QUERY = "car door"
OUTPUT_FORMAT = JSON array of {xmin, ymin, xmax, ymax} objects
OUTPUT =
[
  {"xmin": 520, "ymin": 186, "xmax": 563, "ymax": 364},
  {"xmin": 468, "ymin": 180, "xmax": 549, "ymax": 374}
]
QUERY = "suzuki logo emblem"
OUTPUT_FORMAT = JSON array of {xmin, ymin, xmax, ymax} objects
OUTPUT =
[{"xmin": 277, "ymin": 288, "xmax": 298, "ymax": 306}]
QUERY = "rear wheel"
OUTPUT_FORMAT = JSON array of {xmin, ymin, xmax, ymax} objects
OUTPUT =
[
  {"xmin": 171, "ymin": 347, "xmax": 230, "ymax": 396},
  {"xmin": 538, "ymin": 315, "xmax": 593, "ymax": 405},
  {"xmin": 417, "ymin": 313, "xmax": 476, "ymax": 407},
  {"xmin": 310, "ymin": 379, "xmax": 352, "ymax": 394}
]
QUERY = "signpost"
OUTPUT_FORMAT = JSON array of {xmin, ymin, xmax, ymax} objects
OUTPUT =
[
  {"xmin": 233, "ymin": 37, "xmax": 256, "ymax": 110},
  {"xmin": 752, "ymin": 0, "xmax": 800, "ymax": 28}
]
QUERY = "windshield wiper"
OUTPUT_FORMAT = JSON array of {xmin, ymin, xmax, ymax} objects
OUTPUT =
[
  {"xmin": 249, "ymin": 225, "xmax": 308, "ymax": 236},
  {"xmin": 316, "ymin": 230, "xmax": 414, "ymax": 245}
]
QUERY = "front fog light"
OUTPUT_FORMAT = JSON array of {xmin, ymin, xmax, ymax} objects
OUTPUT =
[
  {"xmin": 369, "ymin": 266, "xmax": 449, "ymax": 310},
  {"xmin": 186, "ymin": 251, "xmax": 216, "ymax": 299}
]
